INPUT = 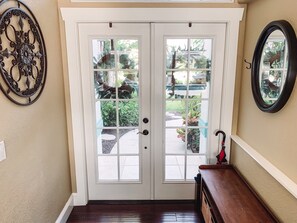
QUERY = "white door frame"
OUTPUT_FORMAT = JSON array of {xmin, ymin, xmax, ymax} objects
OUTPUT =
[{"xmin": 60, "ymin": 7, "xmax": 244, "ymax": 205}]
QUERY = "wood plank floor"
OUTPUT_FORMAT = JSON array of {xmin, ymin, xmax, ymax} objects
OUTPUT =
[{"xmin": 67, "ymin": 200, "xmax": 204, "ymax": 223}]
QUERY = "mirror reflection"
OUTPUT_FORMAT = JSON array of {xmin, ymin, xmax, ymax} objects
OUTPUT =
[{"xmin": 259, "ymin": 30, "xmax": 288, "ymax": 105}]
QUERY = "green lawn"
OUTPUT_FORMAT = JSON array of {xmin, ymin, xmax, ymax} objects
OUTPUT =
[{"xmin": 166, "ymin": 100, "xmax": 185, "ymax": 113}]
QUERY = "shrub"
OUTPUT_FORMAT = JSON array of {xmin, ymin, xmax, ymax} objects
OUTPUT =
[
  {"xmin": 101, "ymin": 101, "xmax": 117, "ymax": 127},
  {"xmin": 119, "ymin": 101, "xmax": 139, "ymax": 126},
  {"xmin": 101, "ymin": 101, "xmax": 139, "ymax": 127},
  {"xmin": 176, "ymin": 96, "xmax": 201, "ymax": 153}
]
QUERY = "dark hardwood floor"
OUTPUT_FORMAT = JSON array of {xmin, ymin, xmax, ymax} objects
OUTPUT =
[{"xmin": 67, "ymin": 200, "xmax": 204, "ymax": 223}]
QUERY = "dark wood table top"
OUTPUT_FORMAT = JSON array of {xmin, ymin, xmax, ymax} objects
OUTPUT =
[{"xmin": 199, "ymin": 165, "xmax": 278, "ymax": 223}]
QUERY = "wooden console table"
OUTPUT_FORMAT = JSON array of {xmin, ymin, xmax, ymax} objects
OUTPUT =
[{"xmin": 199, "ymin": 165, "xmax": 279, "ymax": 223}]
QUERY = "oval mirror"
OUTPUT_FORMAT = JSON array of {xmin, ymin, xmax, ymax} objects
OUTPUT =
[{"xmin": 251, "ymin": 20, "xmax": 297, "ymax": 113}]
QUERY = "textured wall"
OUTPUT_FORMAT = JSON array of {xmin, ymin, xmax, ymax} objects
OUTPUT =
[
  {"xmin": 0, "ymin": 0, "xmax": 71, "ymax": 222},
  {"xmin": 232, "ymin": 0, "xmax": 297, "ymax": 221},
  {"xmin": 231, "ymin": 144, "xmax": 297, "ymax": 222},
  {"xmin": 237, "ymin": 0, "xmax": 297, "ymax": 184}
]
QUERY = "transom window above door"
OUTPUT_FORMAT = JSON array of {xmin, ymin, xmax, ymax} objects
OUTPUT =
[{"xmin": 71, "ymin": 0, "xmax": 233, "ymax": 2}]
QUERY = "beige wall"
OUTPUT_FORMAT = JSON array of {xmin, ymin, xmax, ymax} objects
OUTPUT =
[
  {"xmin": 0, "ymin": 0, "xmax": 72, "ymax": 222},
  {"xmin": 232, "ymin": 0, "xmax": 297, "ymax": 221},
  {"xmin": 231, "ymin": 143, "xmax": 297, "ymax": 222}
]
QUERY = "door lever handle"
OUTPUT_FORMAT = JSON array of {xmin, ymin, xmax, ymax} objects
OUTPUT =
[{"xmin": 137, "ymin": 130, "xmax": 149, "ymax": 135}]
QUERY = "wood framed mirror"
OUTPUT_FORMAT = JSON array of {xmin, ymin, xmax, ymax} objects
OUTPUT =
[{"xmin": 251, "ymin": 20, "xmax": 297, "ymax": 113}]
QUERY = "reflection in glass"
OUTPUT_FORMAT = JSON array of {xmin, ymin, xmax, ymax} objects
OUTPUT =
[
  {"xmin": 166, "ymin": 39, "xmax": 188, "ymax": 69},
  {"xmin": 93, "ymin": 39, "xmax": 115, "ymax": 69},
  {"xmin": 117, "ymin": 40, "xmax": 139, "ymax": 69},
  {"xmin": 259, "ymin": 30, "xmax": 287, "ymax": 105},
  {"xmin": 189, "ymin": 39, "xmax": 212, "ymax": 69},
  {"xmin": 117, "ymin": 71, "xmax": 139, "ymax": 99},
  {"xmin": 93, "ymin": 38, "xmax": 141, "ymax": 182},
  {"xmin": 164, "ymin": 38, "xmax": 212, "ymax": 182},
  {"xmin": 94, "ymin": 71, "xmax": 116, "ymax": 99}
]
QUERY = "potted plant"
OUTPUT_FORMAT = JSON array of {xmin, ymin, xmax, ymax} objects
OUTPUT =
[{"xmin": 176, "ymin": 97, "xmax": 201, "ymax": 153}]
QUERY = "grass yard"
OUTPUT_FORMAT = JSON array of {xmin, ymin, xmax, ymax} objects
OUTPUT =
[{"xmin": 166, "ymin": 100, "xmax": 185, "ymax": 113}]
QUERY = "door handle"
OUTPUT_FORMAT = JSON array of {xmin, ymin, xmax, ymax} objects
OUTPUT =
[{"xmin": 137, "ymin": 130, "xmax": 149, "ymax": 135}]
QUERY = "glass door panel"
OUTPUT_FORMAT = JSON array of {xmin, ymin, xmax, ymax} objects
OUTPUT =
[
  {"xmin": 153, "ymin": 23, "xmax": 226, "ymax": 199},
  {"xmin": 80, "ymin": 22, "xmax": 225, "ymax": 200},
  {"xmin": 80, "ymin": 23, "xmax": 151, "ymax": 200},
  {"xmin": 93, "ymin": 38, "xmax": 140, "ymax": 182},
  {"xmin": 165, "ymin": 37, "xmax": 211, "ymax": 181}
]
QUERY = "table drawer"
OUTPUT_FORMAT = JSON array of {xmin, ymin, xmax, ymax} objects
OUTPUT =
[{"xmin": 201, "ymin": 190, "xmax": 216, "ymax": 223}]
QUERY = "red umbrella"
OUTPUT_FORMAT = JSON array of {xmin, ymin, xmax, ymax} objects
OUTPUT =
[{"xmin": 215, "ymin": 130, "xmax": 227, "ymax": 164}]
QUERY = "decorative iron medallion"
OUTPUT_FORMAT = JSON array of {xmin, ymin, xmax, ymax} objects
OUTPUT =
[{"xmin": 0, "ymin": 1, "xmax": 47, "ymax": 105}]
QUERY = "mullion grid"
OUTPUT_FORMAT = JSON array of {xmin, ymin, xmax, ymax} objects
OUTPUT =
[
  {"xmin": 95, "ymin": 38, "xmax": 140, "ymax": 182},
  {"xmin": 165, "ymin": 38, "xmax": 209, "ymax": 182}
]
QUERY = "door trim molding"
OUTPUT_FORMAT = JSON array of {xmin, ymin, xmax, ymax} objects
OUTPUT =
[
  {"xmin": 55, "ymin": 194, "xmax": 74, "ymax": 223},
  {"xmin": 60, "ymin": 7, "xmax": 244, "ymax": 205}
]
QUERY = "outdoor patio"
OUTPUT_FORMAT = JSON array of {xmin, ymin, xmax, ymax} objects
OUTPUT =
[{"xmin": 96, "ymin": 116, "xmax": 207, "ymax": 181}]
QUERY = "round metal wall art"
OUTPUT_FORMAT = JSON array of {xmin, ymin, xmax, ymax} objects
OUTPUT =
[{"xmin": 0, "ymin": 0, "xmax": 47, "ymax": 106}]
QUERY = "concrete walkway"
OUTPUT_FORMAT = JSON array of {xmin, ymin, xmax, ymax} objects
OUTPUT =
[{"xmin": 97, "ymin": 118, "xmax": 207, "ymax": 181}]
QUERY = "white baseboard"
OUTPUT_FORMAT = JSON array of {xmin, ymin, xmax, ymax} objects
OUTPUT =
[
  {"xmin": 231, "ymin": 135, "xmax": 297, "ymax": 199},
  {"xmin": 55, "ymin": 194, "xmax": 74, "ymax": 223}
]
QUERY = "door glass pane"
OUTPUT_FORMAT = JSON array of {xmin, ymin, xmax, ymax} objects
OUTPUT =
[
  {"xmin": 120, "ymin": 156, "xmax": 139, "ymax": 180},
  {"xmin": 93, "ymin": 39, "xmax": 115, "ymax": 69},
  {"xmin": 166, "ymin": 39, "xmax": 188, "ymax": 69},
  {"xmin": 166, "ymin": 100, "xmax": 184, "ymax": 127},
  {"xmin": 119, "ymin": 129, "xmax": 139, "ymax": 154},
  {"xmin": 166, "ymin": 71, "xmax": 187, "ymax": 99},
  {"xmin": 186, "ymin": 99, "xmax": 200, "ymax": 127},
  {"xmin": 94, "ymin": 38, "xmax": 140, "ymax": 182},
  {"xmin": 165, "ymin": 155, "xmax": 185, "ymax": 180},
  {"xmin": 165, "ymin": 38, "xmax": 212, "ymax": 182},
  {"xmin": 98, "ymin": 156, "xmax": 118, "ymax": 180},
  {"xmin": 98, "ymin": 101, "xmax": 117, "ymax": 127},
  {"xmin": 186, "ymin": 128, "xmax": 201, "ymax": 153},
  {"xmin": 94, "ymin": 71, "xmax": 116, "ymax": 99},
  {"xmin": 186, "ymin": 156, "xmax": 207, "ymax": 180},
  {"xmin": 118, "ymin": 101, "xmax": 139, "ymax": 127},
  {"xmin": 189, "ymin": 39, "xmax": 212, "ymax": 69},
  {"xmin": 117, "ymin": 40, "xmax": 139, "ymax": 69},
  {"xmin": 189, "ymin": 71, "xmax": 210, "ymax": 99},
  {"xmin": 97, "ymin": 129, "xmax": 118, "ymax": 155},
  {"xmin": 166, "ymin": 128, "xmax": 186, "ymax": 154},
  {"xmin": 118, "ymin": 71, "xmax": 139, "ymax": 99}
]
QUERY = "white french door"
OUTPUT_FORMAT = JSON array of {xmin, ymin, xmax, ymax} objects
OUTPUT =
[
  {"xmin": 79, "ymin": 23, "xmax": 151, "ymax": 200},
  {"xmin": 79, "ymin": 22, "xmax": 225, "ymax": 200},
  {"xmin": 153, "ymin": 23, "xmax": 225, "ymax": 199}
]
